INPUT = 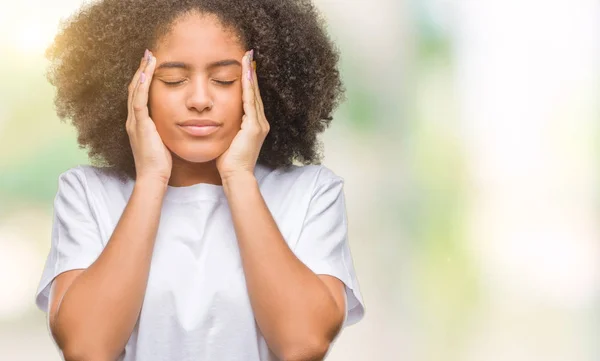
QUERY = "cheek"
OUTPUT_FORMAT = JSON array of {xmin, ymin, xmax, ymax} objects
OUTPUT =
[
  {"xmin": 148, "ymin": 86, "xmax": 174, "ymax": 121},
  {"xmin": 225, "ymin": 85, "xmax": 244, "ymax": 120}
]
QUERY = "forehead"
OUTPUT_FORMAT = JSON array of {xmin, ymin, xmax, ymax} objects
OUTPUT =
[{"xmin": 154, "ymin": 12, "xmax": 244, "ymax": 60}]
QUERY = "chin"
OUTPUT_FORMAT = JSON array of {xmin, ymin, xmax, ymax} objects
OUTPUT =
[{"xmin": 168, "ymin": 143, "xmax": 225, "ymax": 164}]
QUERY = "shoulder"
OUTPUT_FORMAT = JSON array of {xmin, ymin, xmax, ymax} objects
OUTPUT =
[
  {"xmin": 55, "ymin": 165, "xmax": 89, "ymax": 194},
  {"xmin": 56, "ymin": 164, "xmax": 132, "ymax": 197},
  {"xmin": 257, "ymin": 163, "xmax": 344, "ymax": 194}
]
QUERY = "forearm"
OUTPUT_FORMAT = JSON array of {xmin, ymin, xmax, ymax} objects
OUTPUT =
[
  {"xmin": 53, "ymin": 178, "xmax": 167, "ymax": 360},
  {"xmin": 223, "ymin": 174, "xmax": 342, "ymax": 360}
]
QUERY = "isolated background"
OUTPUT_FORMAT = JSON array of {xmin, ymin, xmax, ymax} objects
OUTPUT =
[{"xmin": 1, "ymin": 0, "xmax": 599, "ymax": 360}]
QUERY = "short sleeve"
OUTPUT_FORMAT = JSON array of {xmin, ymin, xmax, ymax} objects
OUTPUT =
[
  {"xmin": 293, "ymin": 171, "xmax": 365, "ymax": 327},
  {"xmin": 34, "ymin": 166, "xmax": 104, "ymax": 313}
]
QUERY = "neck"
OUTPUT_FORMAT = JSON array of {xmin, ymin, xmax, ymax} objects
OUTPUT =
[{"xmin": 168, "ymin": 155, "xmax": 222, "ymax": 187}]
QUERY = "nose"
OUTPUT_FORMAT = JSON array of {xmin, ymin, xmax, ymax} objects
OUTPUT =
[{"xmin": 185, "ymin": 77, "xmax": 213, "ymax": 112}]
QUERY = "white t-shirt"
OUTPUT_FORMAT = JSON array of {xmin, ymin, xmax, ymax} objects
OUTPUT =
[{"xmin": 35, "ymin": 163, "xmax": 365, "ymax": 361}]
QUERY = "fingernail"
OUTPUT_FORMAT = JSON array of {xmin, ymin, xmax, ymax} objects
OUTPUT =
[
  {"xmin": 249, "ymin": 49, "xmax": 254, "ymax": 61},
  {"xmin": 140, "ymin": 72, "xmax": 146, "ymax": 84},
  {"xmin": 144, "ymin": 49, "xmax": 150, "ymax": 60}
]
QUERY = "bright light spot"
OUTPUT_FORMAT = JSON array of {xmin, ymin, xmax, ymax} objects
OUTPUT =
[
  {"xmin": 16, "ymin": 24, "xmax": 52, "ymax": 53},
  {"xmin": 0, "ymin": 231, "xmax": 43, "ymax": 320},
  {"xmin": 0, "ymin": 209, "xmax": 52, "ymax": 321},
  {"xmin": 13, "ymin": 21, "xmax": 56, "ymax": 55}
]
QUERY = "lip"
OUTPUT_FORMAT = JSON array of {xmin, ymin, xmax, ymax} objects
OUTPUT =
[
  {"xmin": 178, "ymin": 119, "xmax": 221, "ymax": 127},
  {"xmin": 177, "ymin": 119, "xmax": 222, "ymax": 137},
  {"xmin": 178, "ymin": 124, "xmax": 221, "ymax": 136}
]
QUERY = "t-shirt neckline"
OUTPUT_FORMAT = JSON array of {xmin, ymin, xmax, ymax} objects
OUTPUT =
[{"xmin": 162, "ymin": 164, "xmax": 269, "ymax": 203}]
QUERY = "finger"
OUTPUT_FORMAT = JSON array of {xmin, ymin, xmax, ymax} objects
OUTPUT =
[
  {"xmin": 128, "ymin": 51, "xmax": 152, "ymax": 115},
  {"xmin": 242, "ymin": 52, "xmax": 258, "ymax": 127},
  {"xmin": 251, "ymin": 61, "xmax": 264, "ymax": 114},
  {"xmin": 251, "ymin": 61, "xmax": 269, "ymax": 130},
  {"xmin": 127, "ymin": 52, "xmax": 152, "ymax": 135},
  {"xmin": 132, "ymin": 53, "xmax": 157, "ymax": 125},
  {"xmin": 130, "ymin": 51, "xmax": 154, "ymax": 115}
]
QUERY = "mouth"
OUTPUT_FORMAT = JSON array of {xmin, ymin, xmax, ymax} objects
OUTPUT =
[{"xmin": 178, "ymin": 124, "xmax": 221, "ymax": 137}]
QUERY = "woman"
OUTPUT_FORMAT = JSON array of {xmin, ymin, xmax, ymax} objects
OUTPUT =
[{"xmin": 35, "ymin": 0, "xmax": 365, "ymax": 360}]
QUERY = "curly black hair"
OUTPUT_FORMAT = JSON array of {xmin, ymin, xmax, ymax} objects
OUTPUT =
[{"xmin": 46, "ymin": 0, "xmax": 345, "ymax": 182}]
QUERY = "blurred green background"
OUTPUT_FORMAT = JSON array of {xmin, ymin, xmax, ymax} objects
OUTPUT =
[{"xmin": 1, "ymin": 0, "xmax": 599, "ymax": 360}]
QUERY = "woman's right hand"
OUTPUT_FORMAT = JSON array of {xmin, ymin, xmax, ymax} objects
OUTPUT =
[{"xmin": 126, "ymin": 49, "xmax": 172, "ymax": 184}]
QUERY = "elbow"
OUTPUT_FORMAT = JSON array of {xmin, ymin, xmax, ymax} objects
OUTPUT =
[
  {"xmin": 62, "ymin": 348, "xmax": 108, "ymax": 361},
  {"xmin": 278, "ymin": 313, "xmax": 342, "ymax": 361},
  {"xmin": 51, "ymin": 318, "xmax": 116, "ymax": 361},
  {"xmin": 61, "ymin": 342, "xmax": 114, "ymax": 361},
  {"xmin": 56, "ymin": 332, "xmax": 114, "ymax": 361},
  {"xmin": 60, "ymin": 343, "xmax": 83, "ymax": 361},
  {"xmin": 280, "ymin": 338, "xmax": 330, "ymax": 361},
  {"xmin": 62, "ymin": 350, "xmax": 90, "ymax": 361}
]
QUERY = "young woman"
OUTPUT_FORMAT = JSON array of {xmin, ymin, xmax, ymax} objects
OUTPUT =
[{"xmin": 35, "ymin": 0, "xmax": 365, "ymax": 360}]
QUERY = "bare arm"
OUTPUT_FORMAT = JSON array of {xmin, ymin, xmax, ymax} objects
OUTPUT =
[
  {"xmin": 49, "ymin": 178, "xmax": 167, "ymax": 361},
  {"xmin": 216, "ymin": 51, "xmax": 346, "ymax": 361},
  {"xmin": 49, "ymin": 50, "xmax": 172, "ymax": 361},
  {"xmin": 223, "ymin": 175, "xmax": 346, "ymax": 361}
]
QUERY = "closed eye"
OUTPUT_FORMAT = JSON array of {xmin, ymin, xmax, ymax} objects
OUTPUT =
[
  {"xmin": 213, "ymin": 80, "xmax": 236, "ymax": 86},
  {"xmin": 161, "ymin": 80, "xmax": 235, "ymax": 86},
  {"xmin": 162, "ymin": 80, "xmax": 186, "ymax": 86}
]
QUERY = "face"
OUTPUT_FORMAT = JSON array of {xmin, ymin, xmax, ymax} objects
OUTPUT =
[{"xmin": 149, "ymin": 12, "xmax": 246, "ymax": 164}]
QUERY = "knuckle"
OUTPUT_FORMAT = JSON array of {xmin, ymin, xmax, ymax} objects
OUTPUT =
[
  {"xmin": 132, "ymin": 103, "xmax": 145, "ymax": 112},
  {"xmin": 250, "ymin": 126, "xmax": 262, "ymax": 137}
]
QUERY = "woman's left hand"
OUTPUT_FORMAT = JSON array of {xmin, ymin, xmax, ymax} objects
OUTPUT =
[{"xmin": 216, "ymin": 49, "xmax": 270, "ymax": 181}]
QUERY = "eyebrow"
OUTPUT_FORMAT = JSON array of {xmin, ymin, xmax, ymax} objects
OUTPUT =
[{"xmin": 156, "ymin": 59, "xmax": 242, "ymax": 71}]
